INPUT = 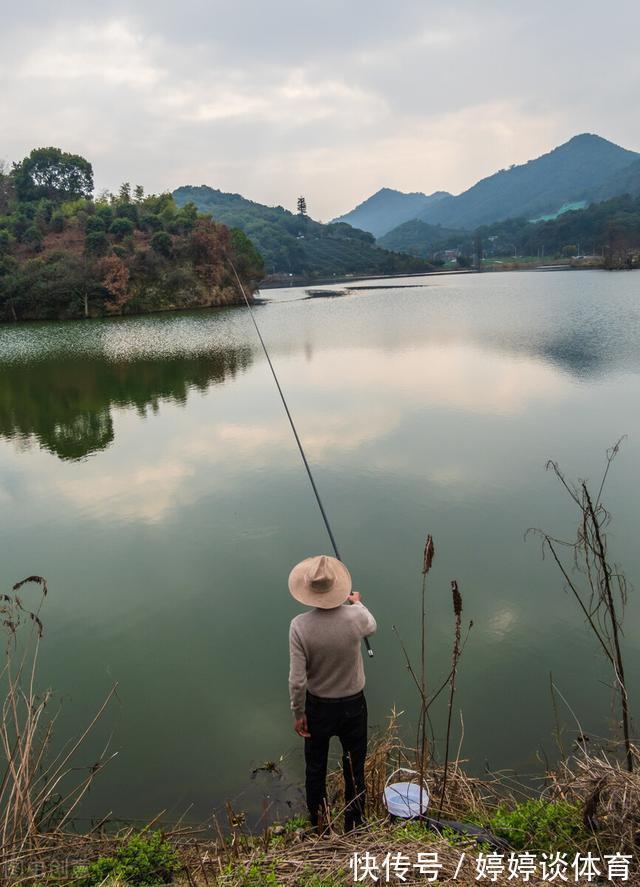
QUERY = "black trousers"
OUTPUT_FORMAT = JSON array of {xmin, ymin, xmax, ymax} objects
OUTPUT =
[{"xmin": 304, "ymin": 691, "xmax": 367, "ymax": 829}]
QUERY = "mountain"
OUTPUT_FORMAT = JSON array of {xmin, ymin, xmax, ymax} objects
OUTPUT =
[
  {"xmin": 173, "ymin": 185, "xmax": 433, "ymax": 278},
  {"xmin": 337, "ymin": 135, "xmax": 640, "ymax": 244},
  {"xmin": 380, "ymin": 194, "xmax": 640, "ymax": 265},
  {"xmin": 416, "ymin": 134, "xmax": 639, "ymax": 229},
  {"xmin": 595, "ymin": 157, "xmax": 640, "ymax": 201},
  {"xmin": 331, "ymin": 188, "xmax": 451, "ymax": 238},
  {"xmin": 377, "ymin": 219, "xmax": 467, "ymax": 257}
]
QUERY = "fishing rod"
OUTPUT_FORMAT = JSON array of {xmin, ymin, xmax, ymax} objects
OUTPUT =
[{"xmin": 226, "ymin": 257, "xmax": 373, "ymax": 657}]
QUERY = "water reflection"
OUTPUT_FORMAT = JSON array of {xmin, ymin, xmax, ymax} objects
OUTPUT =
[
  {"xmin": 0, "ymin": 348, "xmax": 253, "ymax": 460},
  {"xmin": 0, "ymin": 273, "xmax": 639, "ymax": 823}
]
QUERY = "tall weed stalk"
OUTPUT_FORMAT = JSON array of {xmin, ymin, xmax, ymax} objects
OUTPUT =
[
  {"xmin": 0, "ymin": 576, "xmax": 116, "ymax": 878},
  {"xmin": 529, "ymin": 438, "xmax": 634, "ymax": 772}
]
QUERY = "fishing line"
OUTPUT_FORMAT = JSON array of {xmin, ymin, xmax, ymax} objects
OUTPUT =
[{"xmin": 226, "ymin": 257, "xmax": 373, "ymax": 657}]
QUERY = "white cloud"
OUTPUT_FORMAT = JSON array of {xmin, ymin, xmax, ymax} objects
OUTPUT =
[
  {"xmin": 18, "ymin": 21, "xmax": 162, "ymax": 87},
  {"xmin": 1, "ymin": 1, "xmax": 640, "ymax": 218}
]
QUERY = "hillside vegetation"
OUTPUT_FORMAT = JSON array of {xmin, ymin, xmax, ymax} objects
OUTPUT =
[
  {"xmin": 380, "ymin": 194, "xmax": 640, "ymax": 266},
  {"xmin": 0, "ymin": 148, "xmax": 263, "ymax": 322},
  {"xmin": 173, "ymin": 185, "xmax": 433, "ymax": 278},
  {"xmin": 594, "ymin": 156, "xmax": 640, "ymax": 202},
  {"xmin": 378, "ymin": 219, "xmax": 467, "ymax": 256}
]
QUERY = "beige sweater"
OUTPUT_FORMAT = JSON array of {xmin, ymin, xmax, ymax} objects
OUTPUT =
[{"xmin": 288, "ymin": 602, "xmax": 377, "ymax": 718}]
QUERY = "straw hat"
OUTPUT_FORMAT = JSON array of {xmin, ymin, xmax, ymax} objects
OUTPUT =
[{"xmin": 288, "ymin": 555, "xmax": 352, "ymax": 609}]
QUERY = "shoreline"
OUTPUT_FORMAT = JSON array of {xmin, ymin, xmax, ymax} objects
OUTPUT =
[
  {"xmin": 3, "ymin": 262, "xmax": 631, "ymax": 326},
  {"xmin": 258, "ymin": 260, "xmax": 621, "ymax": 290}
]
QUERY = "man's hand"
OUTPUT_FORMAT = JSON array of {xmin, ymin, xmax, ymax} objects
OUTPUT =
[
  {"xmin": 294, "ymin": 714, "xmax": 311, "ymax": 738},
  {"xmin": 348, "ymin": 591, "xmax": 361, "ymax": 604}
]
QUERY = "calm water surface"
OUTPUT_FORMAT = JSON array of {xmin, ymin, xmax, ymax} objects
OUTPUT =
[{"xmin": 1, "ymin": 270, "xmax": 639, "ymax": 825}]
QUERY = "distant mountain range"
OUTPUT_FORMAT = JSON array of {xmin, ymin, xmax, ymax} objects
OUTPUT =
[
  {"xmin": 173, "ymin": 185, "xmax": 433, "ymax": 278},
  {"xmin": 174, "ymin": 133, "xmax": 640, "ymax": 277},
  {"xmin": 334, "ymin": 134, "xmax": 640, "ymax": 239},
  {"xmin": 332, "ymin": 188, "xmax": 450, "ymax": 238}
]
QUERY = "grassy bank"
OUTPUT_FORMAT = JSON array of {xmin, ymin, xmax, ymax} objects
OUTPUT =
[{"xmin": 10, "ymin": 721, "xmax": 638, "ymax": 885}]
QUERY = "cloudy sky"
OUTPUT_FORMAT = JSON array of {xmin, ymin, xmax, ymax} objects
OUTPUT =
[{"xmin": 2, "ymin": 0, "xmax": 639, "ymax": 219}]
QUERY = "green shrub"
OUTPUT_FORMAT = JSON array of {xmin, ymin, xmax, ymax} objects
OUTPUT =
[
  {"xmin": 140, "ymin": 213, "xmax": 164, "ymax": 233},
  {"xmin": 23, "ymin": 225, "xmax": 44, "ymax": 251},
  {"xmin": 488, "ymin": 799, "xmax": 589, "ymax": 852},
  {"xmin": 150, "ymin": 231, "xmax": 173, "ymax": 257},
  {"xmin": 95, "ymin": 204, "xmax": 114, "ymax": 227},
  {"xmin": 50, "ymin": 211, "xmax": 65, "ymax": 233},
  {"xmin": 0, "ymin": 230, "xmax": 12, "ymax": 253},
  {"xmin": 72, "ymin": 831, "xmax": 180, "ymax": 886},
  {"xmin": 85, "ymin": 230, "xmax": 110, "ymax": 257},
  {"xmin": 110, "ymin": 217, "xmax": 135, "ymax": 241},
  {"xmin": 85, "ymin": 215, "xmax": 106, "ymax": 234},
  {"xmin": 115, "ymin": 202, "xmax": 139, "ymax": 225}
]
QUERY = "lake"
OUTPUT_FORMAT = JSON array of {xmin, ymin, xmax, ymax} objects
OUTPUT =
[{"xmin": 1, "ymin": 269, "xmax": 639, "ymax": 828}]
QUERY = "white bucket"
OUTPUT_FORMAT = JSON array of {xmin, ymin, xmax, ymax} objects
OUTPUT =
[{"xmin": 383, "ymin": 768, "xmax": 429, "ymax": 818}]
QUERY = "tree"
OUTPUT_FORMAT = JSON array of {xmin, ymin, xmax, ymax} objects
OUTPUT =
[
  {"xmin": 84, "ymin": 231, "xmax": 109, "ymax": 257},
  {"xmin": 12, "ymin": 147, "xmax": 93, "ymax": 203},
  {"xmin": 140, "ymin": 213, "xmax": 163, "ymax": 233},
  {"xmin": 85, "ymin": 216, "xmax": 106, "ymax": 234},
  {"xmin": 115, "ymin": 202, "xmax": 138, "ymax": 225},
  {"xmin": 109, "ymin": 218, "xmax": 134, "ymax": 241},
  {"xmin": 0, "ymin": 160, "xmax": 14, "ymax": 214},
  {"xmin": 99, "ymin": 255, "xmax": 131, "ymax": 314},
  {"xmin": 230, "ymin": 228, "xmax": 264, "ymax": 284},
  {"xmin": 118, "ymin": 182, "xmax": 131, "ymax": 203},
  {"xmin": 134, "ymin": 185, "xmax": 145, "ymax": 203},
  {"xmin": 297, "ymin": 196, "xmax": 307, "ymax": 216},
  {"xmin": 150, "ymin": 231, "xmax": 173, "ymax": 258}
]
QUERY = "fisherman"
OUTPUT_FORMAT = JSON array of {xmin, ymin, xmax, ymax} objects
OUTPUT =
[{"xmin": 288, "ymin": 555, "xmax": 377, "ymax": 831}]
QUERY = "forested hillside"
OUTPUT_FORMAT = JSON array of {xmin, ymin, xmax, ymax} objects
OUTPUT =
[
  {"xmin": 0, "ymin": 148, "xmax": 263, "ymax": 322},
  {"xmin": 478, "ymin": 194, "xmax": 640, "ymax": 261},
  {"xmin": 378, "ymin": 219, "xmax": 467, "ymax": 255},
  {"xmin": 173, "ymin": 185, "xmax": 433, "ymax": 278},
  {"xmin": 595, "ymin": 157, "xmax": 640, "ymax": 202},
  {"xmin": 380, "ymin": 194, "xmax": 640, "ymax": 265}
]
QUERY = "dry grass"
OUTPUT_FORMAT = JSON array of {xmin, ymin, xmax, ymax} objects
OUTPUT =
[
  {"xmin": 550, "ymin": 744, "xmax": 640, "ymax": 852},
  {"xmin": 3, "ymin": 726, "xmax": 638, "ymax": 884},
  {"xmin": 0, "ymin": 578, "xmax": 116, "ymax": 884},
  {"xmin": 325, "ymin": 710, "xmax": 498, "ymax": 827},
  {"xmin": 199, "ymin": 824, "xmax": 543, "ymax": 886}
]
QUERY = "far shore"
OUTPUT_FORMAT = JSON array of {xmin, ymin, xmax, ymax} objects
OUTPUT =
[{"xmin": 259, "ymin": 258, "xmax": 621, "ymax": 289}]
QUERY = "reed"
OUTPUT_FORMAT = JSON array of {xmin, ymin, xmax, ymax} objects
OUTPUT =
[
  {"xmin": 0, "ymin": 576, "xmax": 116, "ymax": 881},
  {"xmin": 436, "ymin": 579, "xmax": 463, "ymax": 818}
]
